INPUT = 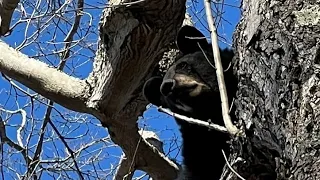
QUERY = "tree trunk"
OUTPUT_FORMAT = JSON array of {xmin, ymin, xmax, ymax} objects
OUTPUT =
[
  {"xmin": 225, "ymin": 1, "xmax": 320, "ymax": 179},
  {"xmin": 3, "ymin": 0, "xmax": 320, "ymax": 179},
  {"xmin": 0, "ymin": 0, "xmax": 187, "ymax": 179}
]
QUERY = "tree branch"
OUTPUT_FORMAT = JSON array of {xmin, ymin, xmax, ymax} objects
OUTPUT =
[
  {"xmin": 0, "ymin": 116, "xmax": 32, "ymax": 165},
  {"xmin": 0, "ymin": 108, "xmax": 27, "ymax": 147},
  {"xmin": 0, "ymin": 0, "xmax": 19, "ymax": 36},
  {"xmin": 85, "ymin": 0, "xmax": 187, "ymax": 178},
  {"xmin": 0, "ymin": 0, "xmax": 188, "ymax": 178},
  {"xmin": 204, "ymin": 0, "xmax": 240, "ymax": 135},
  {"xmin": 159, "ymin": 107, "xmax": 228, "ymax": 133},
  {"xmin": 113, "ymin": 130, "xmax": 164, "ymax": 180},
  {"xmin": 0, "ymin": 41, "xmax": 90, "ymax": 113}
]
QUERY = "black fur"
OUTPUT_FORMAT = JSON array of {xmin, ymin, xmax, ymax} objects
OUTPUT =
[{"xmin": 143, "ymin": 25, "xmax": 238, "ymax": 180}]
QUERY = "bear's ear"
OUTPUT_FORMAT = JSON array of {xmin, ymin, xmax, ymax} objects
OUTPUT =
[
  {"xmin": 176, "ymin": 25, "xmax": 209, "ymax": 55},
  {"xmin": 143, "ymin": 76, "xmax": 163, "ymax": 107}
]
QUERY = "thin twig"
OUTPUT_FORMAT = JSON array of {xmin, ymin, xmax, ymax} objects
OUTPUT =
[
  {"xmin": 0, "ymin": 117, "xmax": 32, "ymax": 165},
  {"xmin": 222, "ymin": 150, "xmax": 245, "ymax": 180},
  {"xmin": 126, "ymin": 129, "xmax": 144, "ymax": 180},
  {"xmin": 25, "ymin": 0, "xmax": 86, "ymax": 178},
  {"xmin": 204, "ymin": 0, "xmax": 240, "ymax": 135},
  {"xmin": 48, "ymin": 120, "xmax": 84, "ymax": 180},
  {"xmin": 0, "ymin": 108, "xmax": 27, "ymax": 148},
  {"xmin": 159, "ymin": 107, "xmax": 227, "ymax": 133}
]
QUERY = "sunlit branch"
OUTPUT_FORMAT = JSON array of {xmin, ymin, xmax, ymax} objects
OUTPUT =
[
  {"xmin": 158, "ymin": 107, "xmax": 228, "ymax": 133},
  {"xmin": 0, "ymin": 108, "xmax": 27, "ymax": 147},
  {"xmin": 0, "ymin": 40, "xmax": 89, "ymax": 113},
  {"xmin": 204, "ymin": 0, "xmax": 240, "ymax": 136}
]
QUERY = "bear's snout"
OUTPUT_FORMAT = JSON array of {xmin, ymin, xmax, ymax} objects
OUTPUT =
[{"xmin": 160, "ymin": 74, "xmax": 206, "ymax": 97}]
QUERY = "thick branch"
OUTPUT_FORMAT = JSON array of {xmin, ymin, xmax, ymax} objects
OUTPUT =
[
  {"xmin": 0, "ymin": 41, "xmax": 90, "ymax": 113},
  {"xmin": 1, "ymin": 0, "xmax": 187, "ymax": 178},
  {"xmin": 86, "ymin": 0, "xmax": 187, "ymax": 179},
  {"xmin": 113, "ymin": 130, "xmax": 164, "ymax": 180},
  {"xmin": 0, "ymin": 0, "xmax": 19, "ymax": 36},
  {"xmin": 87, "ymin": 0, "xmax": 186, "ymax": 120},
  {"xmin": 104, "ymin": 123, "xmax": 179, "ymax": 180}
]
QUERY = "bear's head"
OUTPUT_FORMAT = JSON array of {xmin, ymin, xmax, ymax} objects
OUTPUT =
[{"xmin": 143, "ymin": 25, "xmax": 236, "ymax": 124}]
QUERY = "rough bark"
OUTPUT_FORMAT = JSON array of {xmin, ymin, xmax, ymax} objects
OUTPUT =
[
  {"xmin": 85, "ymin": 0, "xmax": 186, "ymax": 179},
  {"xmin": 0, "ymin": 0, "xmax": 19, "ymax": 36},
  {"xmin": 0, "ymin": 0, "xmax": 186, "ymax": 179},
  {"xmin": 113, "ymin": 130, "xmax": 164, "ymax": 180},
  {"xmin": 225, "ymin": 1, "xmax": 320, "ymax": 179}
]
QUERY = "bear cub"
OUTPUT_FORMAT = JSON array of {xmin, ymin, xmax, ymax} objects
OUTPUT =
[{"xmin": 143, "ymin": 25, "xmax": 238, "ymax": 180}]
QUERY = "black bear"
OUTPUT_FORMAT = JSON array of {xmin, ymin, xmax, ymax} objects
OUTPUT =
[{"xmin": 143, "ymin": 25, "xmax": 237, "ymax": 180}]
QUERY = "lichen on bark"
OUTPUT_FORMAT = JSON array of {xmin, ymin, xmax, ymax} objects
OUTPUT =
[{"xmin": 227, "ymin": 0, "xmax": 320, "ymax": 179}]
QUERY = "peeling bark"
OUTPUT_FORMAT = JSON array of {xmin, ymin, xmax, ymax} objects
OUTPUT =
[
  {"xmin": 0, "ymin": 0, "xmax": 19, "ymax": 36},
  {"xmin": 224, "ymin": 1, "xmax": 320, "ymax": 179}
]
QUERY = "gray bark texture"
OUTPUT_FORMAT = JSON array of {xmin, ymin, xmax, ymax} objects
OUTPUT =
[
  {"xmin": 85, "ymin": 0, "xmax": 187, "ymax": 179},
  {"xmin": 2, "ymin": 0, "xmax": 320, "ymax": 179},
  {"xmin": 113, "ymin": 130, "xmax": 164, "ymax": 180},
  {"xmin": 0, "ymin": 0, "xmax": 186, "ymax": 179},
  {"xmin": 224, "ymin": 0, "xmax": 320, "ymax": 179}
]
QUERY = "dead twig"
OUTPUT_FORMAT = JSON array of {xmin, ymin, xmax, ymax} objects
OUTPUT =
[
  {"xmin": 222, "ymin": 150, "xmax": 245, "ymax": 180},
  {"xmin": 204, "ymin": 0, "xmax": 240, "ymax": 136},
  {"xmin": 159, "ymin": 107, "xmax": 228, "ymax": 133}
]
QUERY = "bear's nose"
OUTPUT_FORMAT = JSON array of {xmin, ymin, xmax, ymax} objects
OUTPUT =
[{"xmin": 160, "ymin": 79, "xmax": 176, "ymax": 96}]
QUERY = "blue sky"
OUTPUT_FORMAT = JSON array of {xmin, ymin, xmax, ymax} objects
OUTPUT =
[{"xmin": 0, "ymin": 0, "xmax": 241, "ymax": 179}]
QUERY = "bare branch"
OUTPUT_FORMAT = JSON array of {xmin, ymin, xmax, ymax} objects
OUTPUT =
[
  {"xmin": 204, "ymin": 0, "xmax": 240, "ymax": 135},
  {"xmin": 24, "ymin": 1, "xmax": 87, "ymax": 178},
  {"xmin": 114, "ymin": 153, "xmax": 135, "ymax": 180},
  {"xmin": 221, "ymin": 150, "xmax": 245, "ymax": 180},
  {"xmin": 84, "ymin": 0, "xmax": 187, "ymax": 178},
  {"xmin": 1, "ymin": 0, "xmax": 188, "ymax": 179},
  {"xmin": 59, "ymin": 0, "xmax": 85, "ymax": 68},
  {"xmin": 48, "ymin": 118, "xmax": 84, "ymax": 180},
  {"xmin": 159, "ymin": 107, "xmax": 228, "ymax": 133},
  {"xmin": 0, "ymin": 116, "xmax": 31, "ymax": 165},
  {"xmin": 113, "ymin": 130, "xmax": 165, "ymax": 180},
  {"xmin": 0, "ymin": 0, "xmax": 19, "ymax": 36},
  {"xmin": 0, "ymin": 41, "xmax": 90, "ymax": 113},
  {"xmin": 25, "ymin": 101, "xmax": 52, "ymax": 179},
  {"xmin": 0, "ymin": 108, "xmax": 27, "ymax": 147}
]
